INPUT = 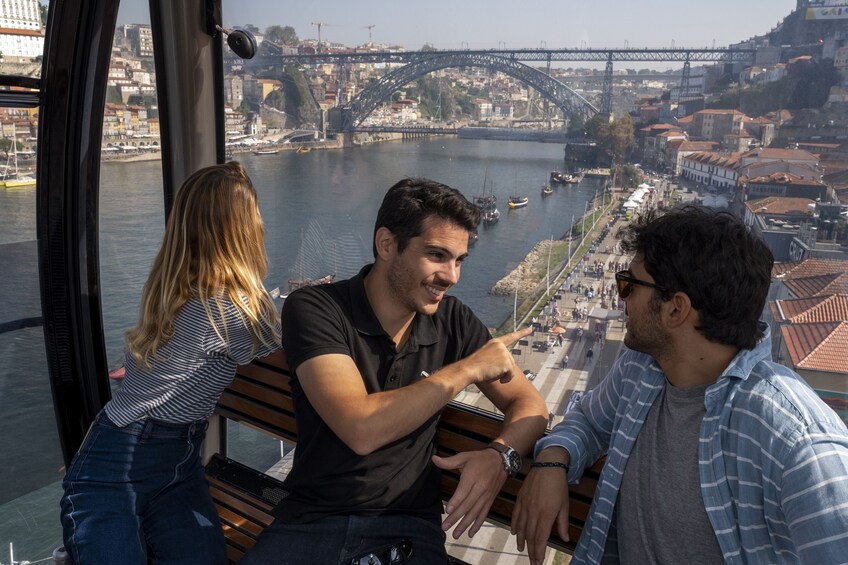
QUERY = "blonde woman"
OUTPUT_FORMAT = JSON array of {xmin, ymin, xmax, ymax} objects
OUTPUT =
[{"xmin": 60, "ymin": 162, "xmax": 280, "ymax": 565}]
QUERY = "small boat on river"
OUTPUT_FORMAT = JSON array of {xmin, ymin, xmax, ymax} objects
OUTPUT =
[
  {"xmin": 252, "ymin": 149, "xmax": 279, "ymax": 155},
  {"xmin": 296, "ymin": 146, "xmax": 311, "ymax": 154},
  {"xmin": 508, "ymin": 196, "xmax": 529, "ymax": 209},
  {"xmin": 541, "ymin": 184, "xmax": 553, "ymax": 197},
  {"xmin": 482, "ymin": 207, "xmax": 500, "ymax": 225}
]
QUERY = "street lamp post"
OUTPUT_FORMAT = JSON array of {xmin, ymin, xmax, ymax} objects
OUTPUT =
[
  {"xmin": 513, "ymin": 285, "xmax": 518, "ymax": 332},
  {"xmin": 581, "ymin": 201, "xmax": 588, "ymax": 247}
]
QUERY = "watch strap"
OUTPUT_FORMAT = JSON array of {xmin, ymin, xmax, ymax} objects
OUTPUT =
[
  {"xmin": 486, "ymin": 441, "xmax": 508, "ymax": 454},
  {"xmin": 486, "ymin": 442, "xmax": 519, "ymax": 476}
]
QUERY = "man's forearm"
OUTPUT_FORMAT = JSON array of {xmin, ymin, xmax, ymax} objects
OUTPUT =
[{"xmin": 493, "ymin": 390, "xmax": 548, "ymax": 456}]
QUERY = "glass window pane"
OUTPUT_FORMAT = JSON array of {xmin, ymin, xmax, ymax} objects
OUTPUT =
[
  {"xmin": 0, "ymin": 3, "xmax": 53, "ymax": 559},
  {"xmin": 100, "ymin": 6, "xmax": 163, "ymax": 374}
]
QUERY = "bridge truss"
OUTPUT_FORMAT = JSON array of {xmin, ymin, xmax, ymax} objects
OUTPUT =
[
  {"xmin": 344, "ymin": 52, "xmax": 599, "ymax": 131},
  {"xmin": 268, "ymin": 47, "xmax": 755, "ymax": 66},
  {"xmin": 246, "ymin": 47, "xmax": 755, "ymax": 127}
]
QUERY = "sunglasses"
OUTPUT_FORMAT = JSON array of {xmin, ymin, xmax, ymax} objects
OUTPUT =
[{"xmin": 615, "ymin": 270, "xmax": 666, "ymax": 299}]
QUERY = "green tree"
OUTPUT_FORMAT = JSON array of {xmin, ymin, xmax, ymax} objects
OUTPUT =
[
  {"xmin": 586, "ymin": 114, "xmax": 633, "ymax": 162},
  {"xmin": 607, "ymin": 114, "xmax": 634, "ymax": 158},
  {"xmin": 567, "ymin": 112, "xmax": 585, "ymax": 136},
  {"xmin": 265, "ymin": 25, "xmax": 298, "ymax": 45},
  {"xmin": 621, "ymin": 164, "xmax": 640, "ymax": 188},
  {"xmin": 789, "ymin": 59, "xmax": 840, "ymax": 109}
]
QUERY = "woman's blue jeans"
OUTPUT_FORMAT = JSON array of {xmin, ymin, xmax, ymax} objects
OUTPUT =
[{"xmin": 60, "ymin": 412, "xmax": 227, "ymax": 565}]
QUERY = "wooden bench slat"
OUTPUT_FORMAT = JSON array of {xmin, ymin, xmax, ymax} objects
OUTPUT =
[
  {"xmin": 226, "ymin": 378, "xmax": 294, "ymax": 411},
  {"xmin": 236, "ymin": 362, "xmax": 291, "ymax": 391},
  {"xmin": 216, "ymin": 505, "xmax": 267, "ymax": 537}
]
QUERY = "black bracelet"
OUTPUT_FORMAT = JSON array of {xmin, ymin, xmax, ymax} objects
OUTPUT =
[{"xmin": 530, "ymin": 461, "xmax": 569, "ymax": 473}]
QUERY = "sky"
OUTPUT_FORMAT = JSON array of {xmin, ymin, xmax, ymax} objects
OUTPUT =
[{"xmin": 116, "ymin": 0, "xmax": 798, "ymax": 52}]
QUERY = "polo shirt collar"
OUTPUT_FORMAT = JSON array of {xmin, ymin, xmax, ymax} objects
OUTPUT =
[{"xmin": 348, "ymin": 264, "xmax": 439, "ymax": 347}]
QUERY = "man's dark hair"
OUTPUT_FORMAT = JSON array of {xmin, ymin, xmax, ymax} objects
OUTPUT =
[
  {"xmin": 372, "ymin": 178, "xmax": 480, "ymax": 258},
  {"xmin": 617, "ymin": 205, "xmax": 773, "ymax": 350}
]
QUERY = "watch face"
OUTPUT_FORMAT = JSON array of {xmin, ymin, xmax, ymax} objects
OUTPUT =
[{"xmin": 505, "ymin": 448, "xmax": 522, "ymax": 474}]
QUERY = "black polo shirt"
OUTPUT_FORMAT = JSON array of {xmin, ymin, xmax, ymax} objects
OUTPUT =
[{"xmin": 276, "ymin": 264, "xmax": 490, "ymax": 524}]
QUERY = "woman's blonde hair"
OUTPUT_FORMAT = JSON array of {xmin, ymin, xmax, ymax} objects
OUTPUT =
[{"xmin": 126, "ymin": 161, "xmax": 279, "ymax": 367}]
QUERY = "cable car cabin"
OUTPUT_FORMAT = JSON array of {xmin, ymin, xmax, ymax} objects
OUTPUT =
[
  {"xmin": 207, "ymin": 352, "xmax": 604, "ymax": 563},
  {"xmin": 11, "ymin": 1, "xmax": 846, "ymax": 564},
  {"xmin": 0, "ymin": 2, "xmax": 604, "ymax": 562}
]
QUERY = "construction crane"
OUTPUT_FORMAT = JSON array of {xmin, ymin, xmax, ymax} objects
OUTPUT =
[
  {"xmin": 362, "ymin": 24, "xmax": 375, "ymax": 46},
  {"xmin": 311, "ymin": 21, "xmax": 334, "ymax": 48}
]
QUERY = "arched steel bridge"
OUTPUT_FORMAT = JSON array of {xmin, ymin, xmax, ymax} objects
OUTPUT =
[
  {"xmin": 347, "ymin": 51, "xmax": 598, "ymax": 131},
  {"xmin": 244, "ymin": 47, "xmax": 755, "ymax": 131}
]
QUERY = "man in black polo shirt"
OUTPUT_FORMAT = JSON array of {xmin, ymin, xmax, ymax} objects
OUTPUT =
[{"xmin": 242, "ymin": 178, "xmax": 548, "ymax": 564}]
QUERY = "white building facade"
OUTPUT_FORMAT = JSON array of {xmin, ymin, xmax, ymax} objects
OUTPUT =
[{"xmin": 0, "ymin": 0, "xmax": 43, "ymax": 59}]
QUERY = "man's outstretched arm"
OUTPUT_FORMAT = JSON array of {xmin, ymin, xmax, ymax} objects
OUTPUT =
[{"xmin": 296, "ymin": 328, "xmax": 534, "ymax": 456}]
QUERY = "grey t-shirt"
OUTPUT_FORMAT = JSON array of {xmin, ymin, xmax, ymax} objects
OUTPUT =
[{"xmin": 615, "ymin": 380, "xmax": 724, "ymax": 564}]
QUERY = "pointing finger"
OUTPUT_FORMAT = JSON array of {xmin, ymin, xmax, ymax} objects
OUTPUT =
[{"xmin": 492, "ymin": 327, "xmax": 533, "ymax": 347}]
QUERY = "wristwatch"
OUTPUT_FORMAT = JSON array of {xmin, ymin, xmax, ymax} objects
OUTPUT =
[{"xmin": 486, "ymin": 441, "xmax": 522, "ymax": 476}]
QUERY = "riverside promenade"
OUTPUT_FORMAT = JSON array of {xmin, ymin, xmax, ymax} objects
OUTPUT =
[
  {"xmin": 447, "ymin": 215, "xmax": 632, "ymax": 565},
  {"xmin": 455, "ymin": 212, "xmax": 631, "ymax": 430}
]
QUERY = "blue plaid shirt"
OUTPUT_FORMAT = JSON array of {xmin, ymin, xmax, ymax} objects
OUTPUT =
[{"xmin": 537, "ymin": 326, "xmax": 848, "ymax": 564}]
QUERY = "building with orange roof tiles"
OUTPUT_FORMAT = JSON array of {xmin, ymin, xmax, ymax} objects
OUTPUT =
[
  {"xmin": 777, "ymin": 321, "xmax": 848, "ymax": 424},
  {"xmin": 770, "ymin": 294, "xmax": 848, "ymax": 325},
  {"xmin": 782, "ymin": 273, "xmax": 848, "ymax": 298},
  {"xmin": 774, "ymin": 258, "xmax": 848, "ymax": 280},
  {"xmin": 679, "ymin": 151, "xmax": 741, "ymax": 190}
]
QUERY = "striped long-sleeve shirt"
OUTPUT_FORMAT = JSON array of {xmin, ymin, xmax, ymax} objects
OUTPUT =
[
  {"xmin": 106, "ymin": 297, "xmax": 279, "ymax": 426},
  {"xmin": 536, "ymin": 326, "xmax": 848, "ymax": 564}
]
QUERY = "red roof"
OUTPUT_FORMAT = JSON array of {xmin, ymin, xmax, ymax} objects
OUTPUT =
[
  {"xmin": 741, "ymin": 148, "xmax": 819, "ymax": 162},
  {"xmin": 677, "ymin": 141, "xmax": 720, "ymax": 152},
  {"xmin": 781, "ymin": 321, "xmax": 848, "ymax": 373},
  {"xmin": 683, "ymin": 151, "xmax": 741, "ymax": 169},
  {"xmin": 747, "ymin": 172, "xmax": 824, "ymax": 186},
  {"xmin": 783, "ymin": 273, "xmax": 848, "ymax": 298},
  {"xmin": 694, "ymin": 109, "xmax": 743, "ymax": 115},
  {"xmin": 770, "ymin": 294, "xmax": 848, "ymax": 323},
  {"xmin": 0, "ymin": 27, "xmax": 43, "ymax": 37},
  {"xmin": 774, "ymin": 258, "xmax": 848, "ymax": 279}
]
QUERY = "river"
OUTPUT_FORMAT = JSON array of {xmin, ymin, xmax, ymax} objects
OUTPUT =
[
  {"xmin": 98, "ymin": 137, "xmax": 600, "ymax": 363},
  {"xmin": 0, "ymin": 136, "xmax": 600, "ymax": 561}
]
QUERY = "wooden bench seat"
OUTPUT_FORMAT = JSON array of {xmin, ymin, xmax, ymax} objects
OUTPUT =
[{"xmin": 208, "ymin": 350, "xmax": 603, "ymax": 563}]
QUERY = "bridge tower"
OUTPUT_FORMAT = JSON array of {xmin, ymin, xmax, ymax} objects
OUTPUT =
[
  {"xmin": 676, "ymin": 55, "xmax": 691, "ymax": 117},
  {"xmin": 337, "ymin": 57, "xmax": 350, "ymax": 105},
  {"xmin": 544, "ymin": 53, "xmax": 552, "ymax": 128},
  {"xmin": 600, "ymin": 52, "xmax": 614, "ymax": 116}
]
